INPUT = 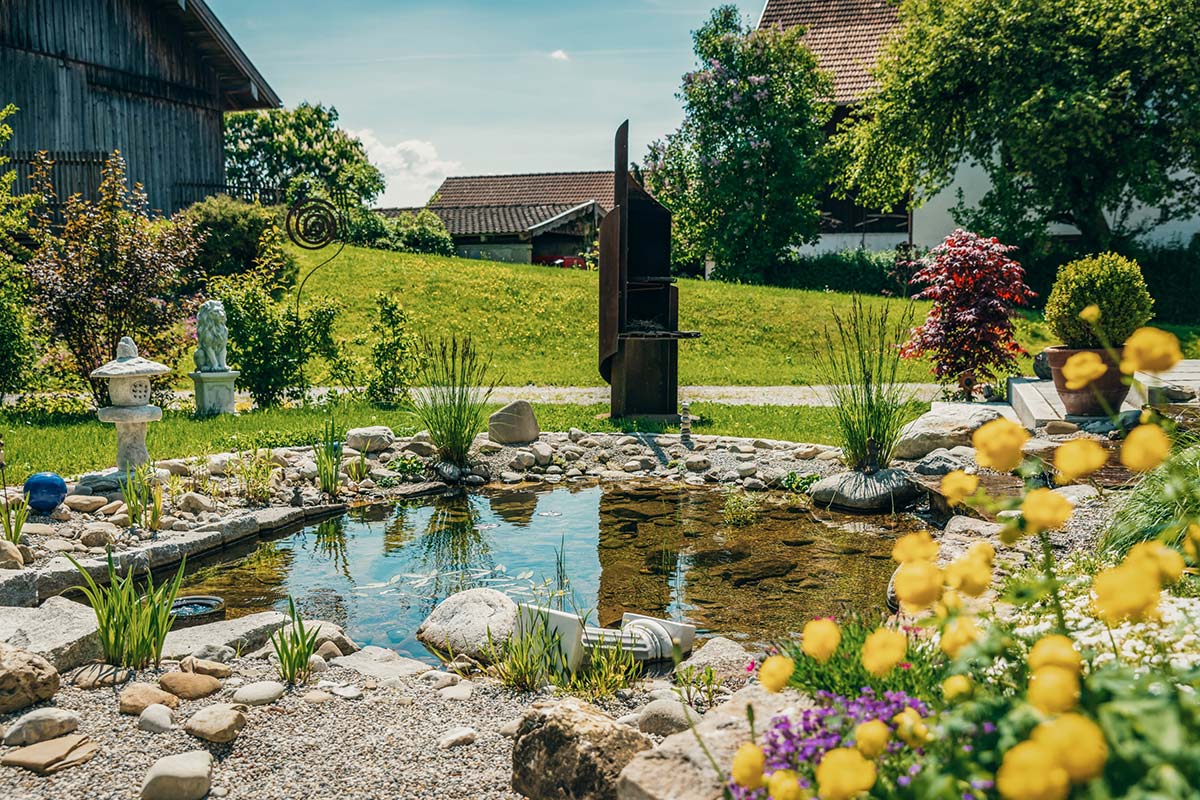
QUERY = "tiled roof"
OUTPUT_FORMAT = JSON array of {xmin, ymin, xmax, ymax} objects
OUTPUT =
[
  {"xmin": 429, "ymin": 171, "xmax": 615, "ymax": 212},
  {"xmin": 759, "ymin": 0, "xmax": 900, "ymax": 105},
  {"xmin": 377, "ymin": 203, "xmax": 590, "ymax": 237}
]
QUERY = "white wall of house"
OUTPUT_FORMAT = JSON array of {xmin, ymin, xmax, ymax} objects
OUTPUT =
[{"xmin": 795, "ymin": 232, "xmax": 910, "ymax": 255}]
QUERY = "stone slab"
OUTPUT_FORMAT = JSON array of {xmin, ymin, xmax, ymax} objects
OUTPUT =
[
  {"xmin": 161, "ymin": 611, "xmax": 288, "ymax": 661},
  {"xmin": 0, "ymin": 569, "xmax": 38, "ymax": 607},
  {"xmin": 0, "ymin": 596, "xmax": 100, "ymax": 671},
  {"xmin": 331, "ymin": 649, "xmax": 429, "ymax": 681}
]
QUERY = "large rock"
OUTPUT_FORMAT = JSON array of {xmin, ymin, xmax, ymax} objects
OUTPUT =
[
  {"xmin": 141, "ymin": 750, "xmax": 213, "ymax": 800},
  {"xmin": 184, "ymin": 703, "xmax": 247, "ymax": 743},
  {"xmin": 674, "ymin": 637, "xmax": 751, "ymax": 683},
  {"xmin": 119, "ymin": 683, "xmax": 180, "ymax": 715},
  {"xmin": 809, "ymin": 469, "xmax": 922, "ymax": 512},
  {"xmin": 0, "ymin": 733, "xmax": 98, "ymax": 774},
  {"xmin": 231, "ymin": 680, "xmax": 285, "ymax": 706},
  {"xmin": 618, "ymin": 685, "xmax": 810, "ymax": 800},
  {"xmin": 488, "ymin": 400, "xmax": 540, "ymax": 445},
  {"xmin": 346, "ymin": 426, "xmax": 396, "ymax": 453},
  {"xmin": 160, "ymin": 610, "xmax": 287, "ymax": 660},
  {"xmin": 2, "ymin": 707, "xmax": 80, "ymax": 746},
  {"xmin": 893, "ymin": 402, "xmax": 1003, "ymax": 460},
  {"xmin": 514, "ymin": 698, "xmax": 653, "ymax": 800},
  {"xmin": 416, "ymin": 587, "xmax": 517, "ymax": 661},
  {"xmin": 637, "ymin": 699, "xmax": 699, "ymax": 736},
  {"xmin": 0, "ymin": 540, "xmax": 23, "ymax": 569},
  {"xmin": 0, "ymin": 643, "xmax": 60, "ymax": 713},
  {"xmin": 159, "ymin": 671, "xmax": 221, "ymax": 699}
]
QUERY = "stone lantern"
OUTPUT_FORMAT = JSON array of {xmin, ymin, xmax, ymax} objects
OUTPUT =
[{"xmin": 90, "ymin": 337, "xmax": 170, "ymax": 472}]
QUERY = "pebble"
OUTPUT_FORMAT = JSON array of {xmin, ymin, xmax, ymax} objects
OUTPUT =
[
  {"xmin": 232, "ymin": 680, "xmax": 285, "ymax": 706},
  {"xmin": 438, "ymin": 726, "xmax": 477, "ymax": 749},
  {"xmin": 137, "ymin": 704, "xmax": 176, "ymax": 734}
]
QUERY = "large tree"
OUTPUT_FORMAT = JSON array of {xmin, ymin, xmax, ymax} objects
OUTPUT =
[
  {"xmin": 225, "ymin": 102, "xmax": 385, "ymax": 206},
  {"xmin": 643, "ymin": 6, "xmax": 831, "ymax": 282},
  {"xmin": 836, "ymin": 0, "xmax": 1200, "ymax": 252}
]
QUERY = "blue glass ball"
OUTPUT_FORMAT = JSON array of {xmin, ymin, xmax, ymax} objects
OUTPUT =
[{"xmin": 23, "ymin": 472, "xmax": 68, "ymax": 513}]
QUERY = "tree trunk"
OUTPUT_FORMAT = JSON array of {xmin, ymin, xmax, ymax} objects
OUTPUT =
[{"xmin": 1072, "ymin": 204, "xmax": 1113, "ymax": 253}]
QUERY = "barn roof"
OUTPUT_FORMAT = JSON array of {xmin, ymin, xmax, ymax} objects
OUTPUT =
[
  {"xmin": 158, "ymin": 0, "xmax": 280, "ymax": 110},
  {"xmin": 379, "ymin": 202, "xmax": 600, "ymax": 238},
  {"xmin": 758, "ymin": 0, "xmax": 900, "ymax": 105},
  {"xmin": 429, "ymin": 171, "xmax": 616, "ymax": 213}
]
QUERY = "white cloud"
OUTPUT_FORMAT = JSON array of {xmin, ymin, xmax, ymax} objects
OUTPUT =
[
  {"xmin": 549, "ymin": 49, "xmax": 570, "ymax": 61},
  {"xmin": 351, "ymin": 128, "xmax": 460, "ymax": 207}
]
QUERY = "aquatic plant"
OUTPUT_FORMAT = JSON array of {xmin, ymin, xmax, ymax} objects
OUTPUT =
[
  {"xmin": 722, "ymin": 489, "xmax": 761, "ymax": 526},
  {"xmin": 314, "ymin": 414, "xmax": 343, "ymax": 497},
  {"xmin": 345, "ymin": 452, "xmax": 369, "ymax": 483},
  {"xmin": 410, "ymin": 336, "xmax": 497, "ymax": 468},
  {"xmin": 121, "ymin": 462, "xmax": 163, "ymax": 531},
  {"xmin": 230, "ymin": 449, "xmax": 274, "ymax": 505},
  {"xmin": 0, "ymin": 437, "xmax": 28, "ymax": 545},
  {"xmin": 68, "ymin": 551, "xmax": 185, "ymax": 669},
  {"xmin": 272, "ymin": 596, "xmax": 320, "ymax": 684}
]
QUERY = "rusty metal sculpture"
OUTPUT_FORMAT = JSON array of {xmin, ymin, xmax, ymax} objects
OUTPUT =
[
  {"xmin": 288, "ymin": 185, "xmax": 351, "ymax": 313},
  {"xmin": 598, "ymin": 121, "xmax": 699, "ymax": 418}
]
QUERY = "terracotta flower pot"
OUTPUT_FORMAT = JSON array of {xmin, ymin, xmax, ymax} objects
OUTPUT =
[{"xmin": 1043, "ymin": 346, "xmax": 1130, "ymax": 417}]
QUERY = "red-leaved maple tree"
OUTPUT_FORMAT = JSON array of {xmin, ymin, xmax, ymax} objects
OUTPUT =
[{"xmin": 902, "ymin": 229, "xmax": 1035, "ymax": 399}]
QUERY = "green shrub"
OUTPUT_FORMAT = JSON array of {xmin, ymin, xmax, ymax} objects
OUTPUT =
[
  {"xmin": 389, "ymin": 210, "xmax": 455, "ymax": 256},
  {"xmin": 69, "ymin": 552, "xmax": 186, "ymax": 669},
  {"xmin": 770, "ymin": 248, "xmax": 906, "ymax": 295},
  {"xmin": 184, "ymin": 194, "xmax": 296, "ymax": 288},
  {"xmin": 1044, "ymin": 253, "xmax": 1154, "ymax": 348},
  {"xmin": 367, "ymin": 293, "xmax": 424, "ymax": 406},
  {"xmin": 4, "ymin": 392, "xmax": 93, "ymax": 425},
  {"xmin": 211, "ymin": 270, "xmax": 340, "ymax": 407},
  {"xmin": 0, "ymin": 284, "xmax": 31, "ymax": 403},
  {"xmin": 1130, "ymin": 235, "xmax": 1200, "ymax": 325},
  {"xmin": 410, "ymin": 337, "xmax": 496, "ymax": 468},
  {"xmin": 344, "ymin": 205, "xmax": 391, "ymax": 248}
]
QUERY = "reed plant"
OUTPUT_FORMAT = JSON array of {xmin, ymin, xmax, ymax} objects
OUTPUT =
[
  {"xmin": 815, "ymin": 296, "xmax": 916, "ymax": 471},
  {"xmin": 271, "ymin": 596, "xmax": 320, "ymax": 684},
  {"xmin": 68, "ymin": 552, "xmax": 186, "ymax": 668},
  {"xmin": 314, "ymin": 415, "xmax": 342, "ymax": 497},
  {"xmin": 0, "ymin": 437, "xmax": 29, "ymax": 545},
  {"xmin": 410, "ymin": 337, "xmax": 497, "ymax": 468},
  {"xmin": 345, "ymin": 452, "xmax": 369, "ymax": 483},
  {"xmin": 231, "ymin": 449, "xmax": 274, "ymax": 505},
  {"xmin": 122, "ymin": 463, "xmax": 163, "ymax": 530}
]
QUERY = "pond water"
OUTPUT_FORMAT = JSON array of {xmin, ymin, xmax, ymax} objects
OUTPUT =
[{"xmin": 178, "ymin": 484, "xmax": 919, "ymax": 661}]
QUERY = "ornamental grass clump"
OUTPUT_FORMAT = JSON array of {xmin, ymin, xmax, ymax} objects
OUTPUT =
[
  {"xmin": 410, "ymin": 337, "xmax": 497, "ymax": 468},
  {"xmin": 121, "ymin": 463, "xmax": 163, "ymax": 531},
  {"xmin": 272, "ymin": 597, "xmax": 319, "ymax": 684},
  {"xmin": 0, "ymin": 437, "xmax": 28, "ymax": 545},
  {"xmin": 69, "ymin": 552, "xmax": 185, "ymax": 669},
  {"xmin": 816, "ymin": 296, "xmax": 915, "ymax": 471},
  {"xmin": 314, "ymin": 415, "xmax": 342, "ymax": 497},
  {"xmin": 901, "ymin": 229, "xmax": 1034, "ymax": 399}
]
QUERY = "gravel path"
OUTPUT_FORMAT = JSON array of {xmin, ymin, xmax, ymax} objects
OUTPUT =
[{"xmin": 0, "ymin": 657, "xmax": 638, "ymax": 800}]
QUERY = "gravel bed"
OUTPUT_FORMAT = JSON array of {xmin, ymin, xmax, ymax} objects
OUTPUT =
[{"xmin": 0, "ymin": 657, "xmax": 651, "ymax": 800}]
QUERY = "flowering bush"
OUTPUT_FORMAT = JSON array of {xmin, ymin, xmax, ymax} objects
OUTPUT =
[
  {"xmin": 901, "ymin": 230, "xmax": 1034, "ymax": 399},
  {"xmin": 717, "ymin": 309, "xmax": 1200, "ymax": 799}
]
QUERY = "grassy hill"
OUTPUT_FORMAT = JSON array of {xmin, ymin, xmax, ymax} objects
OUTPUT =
[{"xmin": 291, "ymin": 245, "xmax": 1196, "ymax": 387}]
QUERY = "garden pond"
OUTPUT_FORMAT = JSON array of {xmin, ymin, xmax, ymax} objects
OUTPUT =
[{"xmin": 178, "ymin": 484, "xmax": 920, "ymax": 661}]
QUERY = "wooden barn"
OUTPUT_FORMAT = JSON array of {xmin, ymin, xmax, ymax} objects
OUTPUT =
[{"xmin": 0, "ymin": 0, "xmax": 279, "ymax": 215}]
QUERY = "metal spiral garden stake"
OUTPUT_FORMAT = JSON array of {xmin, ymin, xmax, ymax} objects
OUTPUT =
[{"xmin": 288, "ymin": 188, "xmax": 350, "ymax": 315}]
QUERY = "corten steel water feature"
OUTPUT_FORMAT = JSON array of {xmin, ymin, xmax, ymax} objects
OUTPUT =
[{"xmin": 598, "ymin": 121, "xmax": 700, "ymax": 419}]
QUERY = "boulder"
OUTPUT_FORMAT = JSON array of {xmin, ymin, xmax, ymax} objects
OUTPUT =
[
  {"xmin": 488, "ymin": 400, "xmax": 540, "ymax": 445},
  {"xmin": 0, "ymin": 540, "xmax": 24, "ymax": 569},
  {"xmin": 514, "ymin": 698, "xmax": 653, "ymax": 800},
  {"xmin": 618, "ymin": 685, "xmax": 809, "ymax": 800},
  {"xmin": 2, "ymin": 707, "xmax": 80, "ymax": 746},
  {"xmin": 0, "ymin": 597, "xmax": 102, "ymax": 672},
  {"xmin": 912, "ymin": 448, "xmax": 967, "ymax": 476},
  {"xmin": 138, "ymin": 703, "xmax": 176, "ymax": 734},
  {"xmin": 231, "ymin": 680, "xmax": 285, "ymax": 706},
  {"xmin": 184, "ymin": 703, "xmax": 247, "ymax": 743},
  {"xmin": 893, "ymin": 402, "xmax": 1003, "ymax": 460},
  {"xmin": 119, "ymin": 683, "xmax": 180, "ymax": 715},
  {"xmin": 63, "ymin": 495, "xmax": 107, "ymax": 513},
  {"xmin": 176, "ymin": 492, "xmax": 216, "ymax": 514},
  {"xmin": 674, "ymin": 636, "xmax": 751, "ymax": 683},
  {"xmin": 140, "ymin": 750, "xmax": 213, "ymax": 800},
  {"xmin": 637, "ymin": 699, "xmax": 699, "ymax": 736},
  {"xmin": 346, "ymin": 426, "xmax": 396, "ymax": 453},
  {"xmin": 416, "ymin": 587, "xmax": 517, "ymax": 661},
  {"xmin": 0, "ymin": 733, "xmax": 98, "ymax": 774},
  {"xmin": 808, "ymin": 469, "xmax": 922, "ymax": 512},
  {"xmin": 0, "ymin": 643, "xmax": 60, "ymax": 713},
  {"xmin": 159, "ymin": 671, "xmax": 222, "ymax": 700}
]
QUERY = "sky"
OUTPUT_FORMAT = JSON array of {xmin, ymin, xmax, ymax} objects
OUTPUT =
[{"xmin": 207, "ymin": 0, "xmax": 762, "ymax": 206}]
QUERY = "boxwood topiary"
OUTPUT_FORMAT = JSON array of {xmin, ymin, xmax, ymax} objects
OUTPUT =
[{"xmin": 1044, "ymin": 253, "xmax": 1153, "ymax": 349}]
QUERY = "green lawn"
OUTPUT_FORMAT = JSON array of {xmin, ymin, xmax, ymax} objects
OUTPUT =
[
  {"xmin": 292, "ymin": 246, "xmax": 1072, "ymax": 387},
  {"xmin": 1, "ymin": 400, "xmax": 929, "ymax": 483}
]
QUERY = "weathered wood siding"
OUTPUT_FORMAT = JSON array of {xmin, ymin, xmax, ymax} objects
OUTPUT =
[{"xmin": 0, "ymin": 0, "xmax": 225, "ymax": 214}]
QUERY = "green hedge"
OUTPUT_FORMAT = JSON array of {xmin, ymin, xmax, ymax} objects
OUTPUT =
[{"xmin": 767, "ymin": 248, "xmax": 909, "ymax": 295}]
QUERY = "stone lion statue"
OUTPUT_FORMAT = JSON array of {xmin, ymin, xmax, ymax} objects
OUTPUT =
[{"xmin": 194, "ymin": 300, "xmax": 229, "ymax": 372}]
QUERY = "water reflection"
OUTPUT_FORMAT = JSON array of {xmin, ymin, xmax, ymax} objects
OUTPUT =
[{"xmin": 179, "ymin": 484, "xmax": 919, "ymax": 660}]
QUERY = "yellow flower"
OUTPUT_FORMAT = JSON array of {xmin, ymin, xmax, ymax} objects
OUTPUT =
[
  {"xmin": 939, "ymin": 615, "xmax": 980, "ymax": 657},
  {"xmin": 1027, "ymin": 635, "xmax": 1081, "ymax": 674},
  {"xmin": 1092, "ymin": 562, "xmax": 1162, "ymax": 624},
  {"xmin": 801, "ymin": 618, "xmax": 841, "ymax": 663},
  {"xmin": 731, "ymin": 743, "xmax": 766, "ymax": 789},
  {"xmin": 1120, "ymin": 424, "xmax": 1171, "ymax": 472},
  {"xmin": 1125, "ymin": 541, "xmax": 1184, "ymax": 585},
  {"xmin": 997, "ymin": 740, "xmax": 1070, "ymax": 800},
  {"xmin": 1021, "ymin": 488, "xmax": 1074, "ymax": 535},
  {"xmin": 861, "ymin": 628, "xmax": 907, "ymax": 677},
  {"xmin": 1028, "ymin": 665, "xmax": 1080, "ymax": 714},
  {"xmin": 891, "ymin": 531, "xmax": 938, "ymax": 564},
  {"xmin": 1120, "ymin": 327, "xmax": 1182, "ymax": 374},
  {"xmin": 940, "ymin": 470, "xmax": 979, "ymax": 506},
  {"xmin": 854, "ymin": 719, "xmax": 891, "ymax": 758},
  {"xmin": 967, "ymin": 541, "xmax": 995, "ymax": 565},
  {"xmin": 815, "ymin": 747, "xmax": 877, "ymax": 800},
  {"xmin": 942, "ymin": 674, "xmax": 972, "ymax": 701},
  {"xmin": 1032, "ymin": 713, "xmax": 1109, "ymax": 784},
  {"xmin": 1062, "ymin": 351, "xmax": 1109, "ymax": 390},
  {"xmin": 972, "ymin": 418, "xmax": 1030, "ymax": 472},
  {"xmin": 893, "ymin": 560, "xmax": 943, "ymax": 613},
  {"xmin": 758, "ymin": 655, "xmax": 795, "ymax": 693},
  {"xmin": 1078, "ymin": 304, "xmax": 1101, "ymax": 324},
  {"xmin": 767, "ymin": 770, "xmax": 803, "ymax": 800},
  {"xmin": 944, "ymin": 553, "xmax": 993, "ymax": 597},
  {"xmin": 891, "ymin": 707, "xmax": 931, "ymax": 747},
  {"xmin": 1053, "ymin": 438, "xmax": 1109, "ymax": 483}
]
